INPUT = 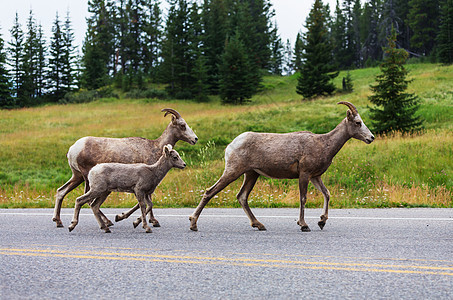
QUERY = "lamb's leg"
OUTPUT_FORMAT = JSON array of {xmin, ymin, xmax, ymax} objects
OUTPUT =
[
  {"xmin": 311, "ymin": 176, "xmax": 330, "ymax": 230},
  {"xmin": 237, "ymin": 171, "xmax": 265, "ymax": 230},
  {"xmin": 53, "ymin": 171, "xmax": 84, "ymax": 227},
  {"xmin": 115, "ymin": 203, "xmax": 139, "ymax": 222},
  {"xmin": 84, "ymin": 179, "xmax": 113, "ymax": 227},
  {"xmin": 90, "ymin": 192, "xmax": 111, "ymax": 233},
  {"xmin": 146, "ymin": 195, "xmax": 160, "ymax": 227},
  {"xmin": 136, "ymin": 192, "xmax": 152, "ymax": 233},
  {"xmin": 68, "ymin": 192, "xmax": 95, "ymax": 232},
  {"xmin": 133, "ymin": 195, "xmax": 159, "ymax": 228},
  {"xmin": 190, "ymin": 168, "xmax": 243, "ymax": 231},
  {"xmin": 297, "ymin": 175, "xmax": 311, "ymax": 232}
]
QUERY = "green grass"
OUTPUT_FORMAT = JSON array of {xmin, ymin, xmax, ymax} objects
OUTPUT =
[{"xmin": 0, "ymin": 63, "xmax": 452, "ymax": 209}]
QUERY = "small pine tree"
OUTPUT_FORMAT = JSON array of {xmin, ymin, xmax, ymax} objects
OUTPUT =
[
  {"xmin": 369, "ymin": 28, "xmax": 423, "ymax": 134},
  {"xmin": 219, "ymin": 34, "xmax": 254, "ymax": 104},
  {"xmin": 342, "ymin": 71, "xmax": 353, "ymax": 93}
]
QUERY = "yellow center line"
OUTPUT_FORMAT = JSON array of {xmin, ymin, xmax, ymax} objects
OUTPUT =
[{"xmin": 1, "ymin": 248, "xmax": 452, "ymax": 276}]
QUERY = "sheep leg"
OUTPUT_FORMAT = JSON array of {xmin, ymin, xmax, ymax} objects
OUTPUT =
[
  {"xmin": 84, "ymin": 179, "xmax": 113, "ymax": 227},
  {"xmin": 53, "ymin": 171, "xmax": 84, "ymax": 227},
  {"xmin": 68, "ymin": 191, "xmax": 95, "ymax": 232},
  {"xmin": 136, "ymin": 193, "xmax": 152, "ymax": 233},
  {"xmin": 311, "ymin": 176, "xmax": 330, "ymax": 230},
  {"xmin": 297, "ymin": 176, "xmax": 311, "ymax": 232},
  {"xmin": 90, "ymin": 192, "xmax": 112, "ymax": 233},
  {"xmin": 132, "ymin": 195, "xmax": 159, "ymax": 228},
  {"xmin": 190, "ymin": 169, "xmax": 243, "ymax": 231},
  {"xmin": 115, "ymin": 203, "xmax": 139, "ymax": 222},
  {"xmin": 237, "ymin": 171, "xmax": 266, "ymax": 230}
]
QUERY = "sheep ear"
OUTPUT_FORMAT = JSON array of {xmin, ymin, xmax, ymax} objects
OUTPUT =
[
  {"xmin": 346, "ymin": 109, "xmax": 354, "ymax": 121},
  {"xmin": 171, "ymin": 115, "xmax": 177, "ymax": 124},
  {"xmin": 164, "ymin": 145, "xmax": 172, "ymax": 155}
]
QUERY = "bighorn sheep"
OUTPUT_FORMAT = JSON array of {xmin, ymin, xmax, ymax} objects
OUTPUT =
[
  {"xmin": 53, "ymin": 108, "xmax": 197, "ymax": 228},
  {"xmin": 189, "ymin": 102, "xmax": 375, "ymax": 232},
  {"xmin": 68, "ymin": 145, "xmax": 186, "ymax": 233}
]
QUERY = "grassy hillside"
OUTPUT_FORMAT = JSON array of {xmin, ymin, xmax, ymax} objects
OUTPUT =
[{"xmin": 0, "ymin": 63, "xmax": 452, "ymax": 209}]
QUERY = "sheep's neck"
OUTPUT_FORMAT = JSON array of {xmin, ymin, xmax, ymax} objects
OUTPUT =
[
  {"xmin": 156, "ymin": 123, "xmax": 178, "ymax": 148},
  {"xmin": 149, "ymin": 156, "xmax": 172, "ymax": 182},
  {"xmin": 322, "ymin": 120, "xmax": 351, "ymax": 161}
]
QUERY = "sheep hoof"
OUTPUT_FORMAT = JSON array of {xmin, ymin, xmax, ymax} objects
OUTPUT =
[
  {"xmin": 115, "ymin": 214, "xmax": 124, "ymax": 222},
  {"xmin": 318, "ymin": 221, "xmax": 326, "ymax": 230},
  {"xmin": 145, "ymin": 227, "xmax": 152, "ymax": 233},
  {"xmin": 300, "ymin": 226, "xmax": 311, "ymax": 232},
  {"xmin": 150, "ymin": 218, "xmax": 160, "ymax": 227},
  {"xmin": 133, "ymin": 220, "xmax": 141, "ymax": 228},
  {"xmin": 68, "ymin": 225, "xmax": 75, "ymax": 232},
  {"xmin": 104, "ymin": 228, "xmax": 111, "ymax": 233},
  {"xmin": 252, "ymin": 223, "xmax": 266, "ymax": 231},
  {"xmin": 106, "ymin": 220, "xmax": 114, "ymax": 227},
  {"xmin": 53, "ymin": 218, "xmax": 64, "ymax": 227},
  {"xmin": 189, "ymin": 216, "xmax": 198, "ymax": 231}
]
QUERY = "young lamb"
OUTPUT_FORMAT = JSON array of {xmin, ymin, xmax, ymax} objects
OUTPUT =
[
  {"xmin": 53, "ymin": 108, "xmax": 197, "ymax": 228},
  {"xmin": 68, "ymin": 145, "xmax": 186, "ymax": 233}
]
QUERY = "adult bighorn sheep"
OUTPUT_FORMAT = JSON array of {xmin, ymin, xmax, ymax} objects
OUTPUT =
[
  {"xmin": 53, "ymin": 108, "xmax": 197, "ymax": 228},
  {"xmin": 68, "ymin": 145, "xmax": 186, "ymax": 233},
  {"xmin": 189, "ymin": 102, "xmax": 374, "ymax": 232}
]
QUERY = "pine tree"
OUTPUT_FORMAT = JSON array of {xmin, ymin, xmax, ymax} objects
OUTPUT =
[
  {"xmin": 0, "ymin": 30, "xmax": 13, "ymax": 108},
  {"xmin": 282, "ymin": 39, "xmax": 294, "ymax": 75},
  {"xmin": 20, "ymin": 9, "xmax": 40, "ymax": 105},
  {"xmin": 8, "ymin": 13, "xmax": 24, "ymax": 106},
  {"xmin": 361, "ymin": 0, "xmax": 383, "ymax": 65},
  {"xmin": 407, "ymin": 0, "xmax": 439, "ymax": 56},
  {"xmin": 332, "ymin": 0, "xmax": 348, "ymax": 69},
  {"xmin": 437, "ymin": 0, "xmax": 453, "ymax": 64},
  {"xmin": 269, "ymin": 21, "xmax": 284, "ymax": 75},
  {"xmin": 48, "ymin": 12, "xmax": 65, "ymax": 101},
  {"xmin": 219, "ymin": 33, "xmax": 254, "ymax": 104},
  {"xmin": 82, "ymin": 0, "xmax": 115, "ymax": 90},
  {"xmin": 35, "ymin": 23, "xmax": 47, "ymax": 99},
  {"xmin": 296, "ymin": 0, "xmax": 338, "ymax": 99},
  {"xmin": 142, "ymin": 0, "xmax": 162, "ymax": 79},
  {"xmin": 61, "ymin": 11, "xmax": 77, "ymax": 93},
  {"xmin": 202, "ymin": 0, "xmax": 228, "ymax": 93},
  {"xmin": 292, "ymin": 31, "xmax": 304, "ymax": 71},
  {"xmin": 369, "ymin": 28, "xmax": 423, "ymax": 134}
]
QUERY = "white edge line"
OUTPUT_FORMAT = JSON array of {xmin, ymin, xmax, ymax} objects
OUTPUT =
[{"xmin": 0, "ymin": 212, "xmax": 452, "ymax": 221}]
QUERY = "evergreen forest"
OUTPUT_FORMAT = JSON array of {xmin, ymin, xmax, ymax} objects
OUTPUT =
[{"xmin": 0, "ymin": 0, "xmax": 452, "ymax": 108}]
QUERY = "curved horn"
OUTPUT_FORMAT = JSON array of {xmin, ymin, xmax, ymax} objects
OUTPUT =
[
  {"xmin": 161, "ymin": 108, "xmax": 181, "ymax": 119},
  {"xmin": 337, "ymin": 101, "xmax": 358, "ymax": 115}
]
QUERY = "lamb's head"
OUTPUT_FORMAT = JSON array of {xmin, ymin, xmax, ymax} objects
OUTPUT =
[
  {"xmin": 163, "ymin": 144, "xmax": 186, "ymax": 169},
  {"xmin": 162, "ymin": 108, "xmax": 198, "ymax": 145},
  {"xmin": 338, "ymin": 101, "xmax": 375, "ymax": 144}
]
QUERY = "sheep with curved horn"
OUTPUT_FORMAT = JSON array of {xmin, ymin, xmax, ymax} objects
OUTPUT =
[
  {"xmin": 189, "ymin": 102, "xmax": 374, "ymax": 232},
  {"xmin": 53, "ymin": 108, "xmax": 197, "ymax": 228}
]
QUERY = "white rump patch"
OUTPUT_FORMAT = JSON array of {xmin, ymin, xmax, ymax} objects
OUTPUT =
[
  {"xmin": 67, "ymin": 137, "xmax": 88, "ymax": 172},
  {"xmin": 225, "ymin": 132, "xmax": 250, "ymax": 164}
]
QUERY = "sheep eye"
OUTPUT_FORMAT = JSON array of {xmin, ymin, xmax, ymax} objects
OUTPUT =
[
  {"xmin": 180, "ymin": 124, "xmax": 186, "ymax": 131},
  {"xmin": 355, "ymin": 121, "xmax": 361, "ymax": 126}
]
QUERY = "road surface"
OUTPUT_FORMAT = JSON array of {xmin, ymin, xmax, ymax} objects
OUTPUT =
[{"xmin": 1, "ymin": 208, "xmax": 452, "ymax": 299}]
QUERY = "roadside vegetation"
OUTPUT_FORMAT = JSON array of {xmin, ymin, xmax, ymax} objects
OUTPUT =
[{"xmin": 0, "ymin": 63, "xmax": 452, "ymax": 209}]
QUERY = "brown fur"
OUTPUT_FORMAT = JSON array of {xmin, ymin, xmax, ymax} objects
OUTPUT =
[
  {"xmin": 189, "ymin": 102, "xmax": 375, "ymax": 232},
  {"xmin": 53, "ymin": 109, "xmax": 197, "ymax": 228},
  {"xmin": 68, "ymin": 145, "xmax": 186, "ymax": 233}
]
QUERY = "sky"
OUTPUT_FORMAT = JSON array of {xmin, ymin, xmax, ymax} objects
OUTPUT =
[{"xmin": 0, "ymin": 0, "xmax": 338, "ymax": 52}]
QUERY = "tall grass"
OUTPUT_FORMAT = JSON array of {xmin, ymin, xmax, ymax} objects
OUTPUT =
[{"xmin": 0, "ymin": 63, "xmax": 452, "ymax": 208}]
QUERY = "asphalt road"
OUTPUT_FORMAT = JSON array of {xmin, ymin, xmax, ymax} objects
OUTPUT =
[{"xmin": 1, "ymin": 207, "xmax": 452, "ymax": 299}]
